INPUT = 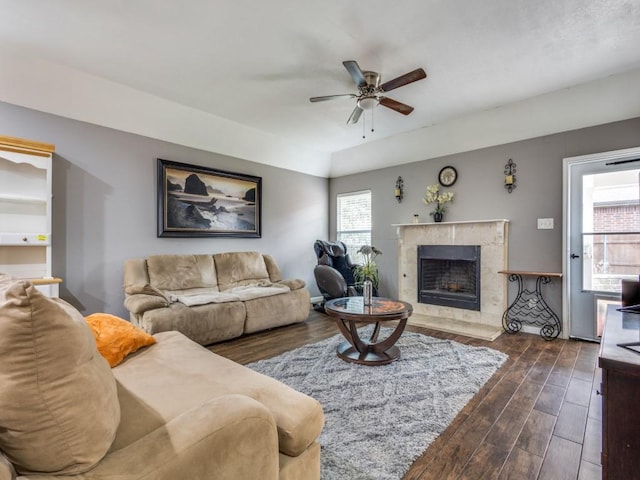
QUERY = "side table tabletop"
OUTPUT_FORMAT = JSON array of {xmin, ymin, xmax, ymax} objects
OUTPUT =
[
  {"xmin": 498, "ymin": 270, "xmax": 562, "ymax": 340},
  {"xmin": 324, "ymin": 296, "xmax": 413, "ymax": 365}
]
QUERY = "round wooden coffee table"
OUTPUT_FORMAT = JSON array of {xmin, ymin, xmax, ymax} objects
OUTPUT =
[{"xmin": 324, "ymin": 297, "xmax": 413, "ymax": 365}]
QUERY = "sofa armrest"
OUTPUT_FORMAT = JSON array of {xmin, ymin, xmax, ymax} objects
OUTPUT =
[
  {"xmin": 124, "ymin": 294, "xmax": 169, "ymax": 315},
  {"xmin": 262, "ymin": 254, "xmax": 283, "ymax": 282},
  {"xmin": 278, "ymin": 279, "xmax": 306, "ymax": 290},
  {"xmin": 124, "ymin": 283, "xmax": 168, "ymax": 299},
  {"xmin": 23, "ymin": 395, "xmax": 280, "ymax": 480}
]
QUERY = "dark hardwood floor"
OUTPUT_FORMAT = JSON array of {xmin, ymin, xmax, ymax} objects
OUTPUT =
[{"xmin": 209, "ymin": 309, "xmax": 602, "ymax": 480}]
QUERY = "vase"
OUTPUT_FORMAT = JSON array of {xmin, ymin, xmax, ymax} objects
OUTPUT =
[
  {"xmin": 363, "ymin": 278, "xmax": 373, "ymax": 306},
  {"xmin": 433, "ymin": 212, "xmax": 444, "ymax": 223}
]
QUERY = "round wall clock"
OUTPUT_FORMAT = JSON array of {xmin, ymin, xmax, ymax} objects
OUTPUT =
[{"xmin": 438, "ymin": 166, "xmax": 458, "ymax": 187}]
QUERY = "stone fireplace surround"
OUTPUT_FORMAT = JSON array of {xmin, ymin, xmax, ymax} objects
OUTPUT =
[{"xmin": 394, "ymin": 219, "xmax": 509, "ymax": 340}]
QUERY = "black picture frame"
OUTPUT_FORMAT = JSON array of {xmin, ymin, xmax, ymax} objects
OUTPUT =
[{"xmin": 157, "ymin": 159, "xmax": 262, "ymax": 238}]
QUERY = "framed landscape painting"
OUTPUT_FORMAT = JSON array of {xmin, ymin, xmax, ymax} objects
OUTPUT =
[{"xmin": 157, "ymin": 159, "xmax": 262, "ymax": 238}]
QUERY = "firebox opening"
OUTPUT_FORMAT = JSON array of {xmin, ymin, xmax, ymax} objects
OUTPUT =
[{"xmin": 418, "ymin": 245, "xmax": 481, "ymax": 311}]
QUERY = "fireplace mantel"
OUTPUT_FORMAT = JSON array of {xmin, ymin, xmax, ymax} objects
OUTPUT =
[
  {"xmin": 395, "ymin": 219, "xmax": 510, "ymax": 340},
  {"xmin": 393, "ymin": 218, "xmax": 510, "ymax": 228}
]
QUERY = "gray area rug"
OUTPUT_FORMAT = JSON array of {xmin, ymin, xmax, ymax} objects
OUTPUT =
[{"xmin": 248, "ymin": 327, "xmax": 508, "ymax": 480}]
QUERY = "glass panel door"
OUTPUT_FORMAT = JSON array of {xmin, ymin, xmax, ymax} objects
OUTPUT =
[{"xmin": 569, "ymin": 164, "xmax": 640, "ymax": 340}]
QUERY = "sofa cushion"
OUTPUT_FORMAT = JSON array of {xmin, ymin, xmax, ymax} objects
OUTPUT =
[
  {"xmin": 147, "ymin": 254, "xmax": 218, "ymax": 291},
  {"xmin": 214, "ymin": 251, "xmax": 271, "ymax": 291},
  {"xmin": 139, "ymin": 301, "xmax": 246, "ymax": 345},
  {"xmin": 85, "ymin": 313, "xmax": 157, "ymax": 367},
  {"xmin": 112, "ymin": 331, "xmax": 324, "ymax": 457},
  {"xmin": 244, "ymin": 288, "xmax": 310, "ymax": 334},
  {"xmin": 0, "ymin": 277, "xmax": 120, "ymax": 475}
]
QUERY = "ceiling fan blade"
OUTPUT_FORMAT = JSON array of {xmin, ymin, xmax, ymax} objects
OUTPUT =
[
  {"xmin": 380, "ymin": 68, "xmax": 427, "ymax": 92},
  {"xmin": 379, "ymin": 96, "xmax": 414, "ymax": 115},
  {"xmin": 343, "ymin": 60, "xmax": 367, "ymax": 87},
  {"xmin": 347, "ymin": 105, "xmax": 364, "ymax": 124},
  {"xmin": 310, "ymin": 94, "xmax": 356, "ymax": 103}
]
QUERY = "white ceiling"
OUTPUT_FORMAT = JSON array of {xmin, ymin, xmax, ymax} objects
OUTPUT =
[{"xmin": 1, "ymin": 0, "xmax": 640, "ymax": 177}]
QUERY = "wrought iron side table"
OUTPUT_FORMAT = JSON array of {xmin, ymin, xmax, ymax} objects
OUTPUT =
[{"xmin": 498, "ymin": 270, "xmax": 562, "ymax": 340}]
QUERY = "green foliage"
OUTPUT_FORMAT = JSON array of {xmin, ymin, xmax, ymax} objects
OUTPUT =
[{"xmin": 353, "ymin": 245, "xmax": 382, "ymax": 289}]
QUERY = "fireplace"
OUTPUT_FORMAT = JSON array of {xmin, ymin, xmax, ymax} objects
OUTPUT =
[
  {"xmin": 396, "ymin": 220, "xmax": 508, "ymax": 338},
  {"xmin": 418, "ymin": 245, "xmax": 481, "ymax": 311}
]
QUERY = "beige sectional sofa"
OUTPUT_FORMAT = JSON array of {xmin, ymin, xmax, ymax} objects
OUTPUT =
[
  {"xmin": 124, "ymin": 251, "xmax": 310, "ymax": 345},
  {"xmin": 0, "ymin": 276, "xmax": 324, "ymax": 480}
]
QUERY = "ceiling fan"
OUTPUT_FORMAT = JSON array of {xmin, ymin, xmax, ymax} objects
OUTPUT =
[{"xmin": 310, "ymin": 60, "xmax": 427, "ymax": 125}]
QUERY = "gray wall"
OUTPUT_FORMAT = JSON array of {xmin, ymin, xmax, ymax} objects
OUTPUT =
[
  {"xmin": 0, "ymin": 101, "xmax": 329, "ymax": 317},
  {"xmin": 3, "ymin": 97, "xmax": 638, "ymax": 323},
  {"xmin": 330, "ymin": 116, "xmax": 640, "ymax": 319}
]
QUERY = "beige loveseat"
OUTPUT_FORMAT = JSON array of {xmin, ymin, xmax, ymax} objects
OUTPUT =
[
  {"xmin": 0, "ymin": 277, "xmax": 324, "ymax": 480},
  {"xmin": 124, "ymin": 251, "xmax": 310, "ymax": 345}
]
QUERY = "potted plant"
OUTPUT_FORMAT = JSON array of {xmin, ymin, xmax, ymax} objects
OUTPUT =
[
  {"xmin": 353, "ymin": 245, "xmax": 382, "ymax": 291},
  {"xmin": 423, "ymin": 184, "xmax": 454, "ymax": 222}
]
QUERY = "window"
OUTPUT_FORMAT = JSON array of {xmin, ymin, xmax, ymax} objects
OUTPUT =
[
  {"xmin": 582, "ymin": 169, "xmax": 640, "ymax": 293},
  {"xmin": 337, "ymin": 190, "xmax": 371, "ymax": 262}
]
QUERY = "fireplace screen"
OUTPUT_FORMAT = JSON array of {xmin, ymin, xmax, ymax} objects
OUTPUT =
[{"xmin": 418, "ymin": 245, "xmax": 481, "ymax": 311}]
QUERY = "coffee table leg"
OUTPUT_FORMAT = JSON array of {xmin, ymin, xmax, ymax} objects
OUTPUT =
[
  {"xmin": 335, "ymin": 318, "xmax": 408, "ymax": 365},
  {"xmin": 335, "ymin": 319, "xmax": 371, "ymax": 355},
  {"xmin": 370, "ymin": 319, "xmax": 407, "ymax": 354},
  {"xmin": 348, "ymin": 320, "xmax": 368, "ymax": 352},
  {"xmin": 370, "ymin": 322, "xmax": 381, "ymax": 342}
]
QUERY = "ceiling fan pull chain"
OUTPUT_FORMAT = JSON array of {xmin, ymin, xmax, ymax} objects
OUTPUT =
[
  {"xmin": 362, "ymin": 112, "xmax": 366, "ymax": 139},
  {"xmin": 371, "ymin": 107, "xmax": 375, "ymax": 133}
]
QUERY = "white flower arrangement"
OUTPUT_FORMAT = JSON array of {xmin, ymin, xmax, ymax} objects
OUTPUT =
[{"xmin": 423, "ymin": 184, "xmax": 454, "ymax": 215}]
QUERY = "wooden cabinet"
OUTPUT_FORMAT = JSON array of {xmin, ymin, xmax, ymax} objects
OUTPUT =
[
  {"xmin": 0, "ymin": 135, "xmax": 61, "ymax": 296},
  {"xmin": 599, "ymin": 306, "xmax": 640, "ymax": 480}
]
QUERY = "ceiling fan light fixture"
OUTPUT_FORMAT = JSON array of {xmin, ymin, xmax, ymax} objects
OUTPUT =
[
  {"xmin": 310, "ymin": 60, "xmax": 426, "ymax": 128},
  {"xmin": 357, "ymin": 96, "xmax": 378, "ymax": 111}
]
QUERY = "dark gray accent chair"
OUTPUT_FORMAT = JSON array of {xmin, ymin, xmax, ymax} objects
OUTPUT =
[{"xmin": 313, "ymin": 240, "xmax": 358, "ymax": 307}]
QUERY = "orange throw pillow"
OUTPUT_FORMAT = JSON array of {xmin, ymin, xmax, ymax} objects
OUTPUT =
[{"xmin": 85, "ymin": 313, "xmax": 156, "ymax": 367}]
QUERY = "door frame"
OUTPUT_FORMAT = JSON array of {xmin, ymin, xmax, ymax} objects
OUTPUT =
[{"xmin": 563, "ymin": 146, "xmax": 640, "ymax": 339}]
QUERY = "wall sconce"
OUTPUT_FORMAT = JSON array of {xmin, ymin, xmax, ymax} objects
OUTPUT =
[
  {"xmin": 395, "ymin": 176, "xmax": 404, "ymax": 202},
  {"xmin": 504, "ymin": 159, "xmax": 516, "ymax": 193}
]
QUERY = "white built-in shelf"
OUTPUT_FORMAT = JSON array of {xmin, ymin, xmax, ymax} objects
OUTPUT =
[
  {"xmin": 29, "ymin": 277, "xmax": 63, "ymax": 286},
  {"xmin": 0, "ymin": 135, "xmax": 59, "ymax": 296},
  {"xmin": 0, "ymin": 193, "xmax": 47, "ymax": 204},
  {"xmin": 0, "ymin": 233, "xmax": 51, "ymax": 246}
]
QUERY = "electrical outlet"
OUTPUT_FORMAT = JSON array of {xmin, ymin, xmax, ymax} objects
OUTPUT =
[{"xmin": 537, "ymin": 218, "xmax": 554, "ymax": 229}]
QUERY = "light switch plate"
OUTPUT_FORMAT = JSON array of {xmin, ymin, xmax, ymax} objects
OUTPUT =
[{"xmin": 537, "ymin": 218, "xmax": 554, "ymax": 229}]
